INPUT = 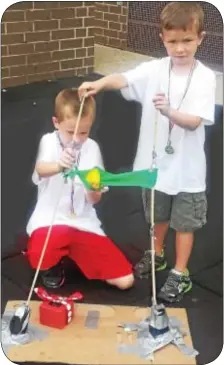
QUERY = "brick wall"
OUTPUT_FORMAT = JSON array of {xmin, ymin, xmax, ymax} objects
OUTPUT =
[
  {"xmin": 95, "ymin": 1, "xmax": 128, "ymax": 49},
  {"xmin": 1, "ymin": 1, "xmax": 95, "ymax": 88}
]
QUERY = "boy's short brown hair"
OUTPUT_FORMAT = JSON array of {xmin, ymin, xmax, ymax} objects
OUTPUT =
[
  {"xmin": 55, "ymin": 88, "xmax": 96, "ymax": 122},
  {"xmin": 160, "ymin": 2, "xmax": 204, "ymax": 34}
]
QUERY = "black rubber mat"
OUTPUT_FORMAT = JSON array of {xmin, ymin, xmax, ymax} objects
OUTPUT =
[{"xmin": 2, "ymin": 254, "xmax": 222, "ymax": 365}]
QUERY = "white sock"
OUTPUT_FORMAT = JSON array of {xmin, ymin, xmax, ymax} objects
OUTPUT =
[{"xmin": 171, "ymin": 269, "xmax": 183, "ymax": 276}]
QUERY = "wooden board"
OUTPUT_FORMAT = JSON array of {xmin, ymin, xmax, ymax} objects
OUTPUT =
[{"xmin": 5, "ymin": 301, "xmax": 196, "ymax": 364}]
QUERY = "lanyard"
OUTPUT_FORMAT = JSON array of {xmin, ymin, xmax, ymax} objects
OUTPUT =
[
  {"xmin": 165, "ymin": 59, "xmax": 196, "ymax": 154},
  {"xmin": 57, "ymin": 131, "xmax": 81, "ymax": 215}
]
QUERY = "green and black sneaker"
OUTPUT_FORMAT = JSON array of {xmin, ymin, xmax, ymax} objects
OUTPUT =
[
  {"xmin": 134, "ymin": 250, "xmax": 167, "ymax": 278},
  {"xmin": 157, "ymin": 269, "xmax": 192, "ymax": 303}
]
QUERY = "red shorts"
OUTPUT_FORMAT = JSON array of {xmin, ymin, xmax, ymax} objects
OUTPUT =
[{"xmin": 27, "ymin": 225, "xmax": 133, "ymax": 280}]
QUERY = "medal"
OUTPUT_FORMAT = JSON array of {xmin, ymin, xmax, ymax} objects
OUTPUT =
[{"xmin": 165, "ymin": 140, "xmax": 174, "ymax": 154}]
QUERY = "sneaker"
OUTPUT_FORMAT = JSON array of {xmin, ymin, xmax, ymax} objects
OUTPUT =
[
  {"xmin": 157, "ymin": 269, "xmax": 192, "ymax": 303},
  {"xmin": 41, "ymin": 261, "xmax": 65, "ymax": 289},
  {"xmin": 134, "ymin": 250, "xmax": 167, "ymax": 278}
]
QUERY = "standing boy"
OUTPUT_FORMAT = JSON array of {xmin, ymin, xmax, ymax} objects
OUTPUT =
[{"xmin": 78, "ymin": 2, "xmax": 216, "ymax": 302}]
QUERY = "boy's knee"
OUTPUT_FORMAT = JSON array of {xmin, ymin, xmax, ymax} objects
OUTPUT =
[
  {"xmin": 106, "ymin": 274, "xmax": 134, "ymax": 290},
  {"xmin": 26, "ymin": 247, "xmax": 59, "ymax": 271}
]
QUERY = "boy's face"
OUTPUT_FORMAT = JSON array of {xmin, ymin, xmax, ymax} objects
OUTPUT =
[
  {"xmin": 160, "ymin": 26, "xmax": 205, "ymax": 67},
  {"xmin": 53, "ymin": 106, "xmax": 94, "ymax": 146}
]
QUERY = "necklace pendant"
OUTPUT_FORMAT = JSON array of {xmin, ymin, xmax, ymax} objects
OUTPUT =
[{"xmin": 165, "ymin": 141, "xmax": 175, "ymax": 154}]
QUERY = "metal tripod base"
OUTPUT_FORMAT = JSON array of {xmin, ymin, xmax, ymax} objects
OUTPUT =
[{"xmin": 118, "ymin": 302, "xmax": 199, "ymax": 361}]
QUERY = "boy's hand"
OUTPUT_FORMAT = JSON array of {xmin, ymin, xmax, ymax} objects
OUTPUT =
[
  {"xmin": 58, "ymin": 147, "xmax": 76, "ymax": 170},
  {"xmin": 85, "ymin": 186, "xmax": 109, "ymax": 204},
  {"xmin": 153, "ymin": 93, "xmax": 170, "ymax": 117},
  {"xmin": 78, "ymin": 80, "xmax": 102, "ymax": 98}
]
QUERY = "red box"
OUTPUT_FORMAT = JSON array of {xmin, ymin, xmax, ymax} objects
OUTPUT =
[{"xmin": 39, "ymin": 300, "xmax": 74, "ymax": 329}]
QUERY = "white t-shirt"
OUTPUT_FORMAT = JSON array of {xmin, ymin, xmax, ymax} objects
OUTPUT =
[
  {"xmin": 121, "ymin": 57, "xmax": 216, "ymax": 195},
  {"xmin": 26, "ymin": 132, "xmax": 106, "ymax": 237}
]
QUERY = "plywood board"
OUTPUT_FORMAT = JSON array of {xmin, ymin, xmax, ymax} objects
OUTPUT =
[{"xmin": 5, "ymin": 301, "xmax": 196, "ymax": 364}]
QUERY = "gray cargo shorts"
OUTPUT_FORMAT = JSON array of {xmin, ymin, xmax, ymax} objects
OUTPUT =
[{"xmin": 142, "ymin": 189, "xmax": 207, "ymax": 232}]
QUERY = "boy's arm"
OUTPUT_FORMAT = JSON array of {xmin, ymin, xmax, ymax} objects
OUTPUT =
[
  {"xmin": 154, "ymin": 71, "xmax": 216, "ymax": 130},
  {"xmin": 85, "ymin": 190, "xmax": 102, "ymax": 204},
  {"xmin": 78, "ymin": 74, "xmax": 127, "ymax": 97},
  {"xmin": 32, "ymin": 135, "xmax": 56, "ymax": 184},
  {"xmin": 79, "ymin": 60, "xmax": 156, "ymax": 103},
  {"xmin": 35, "ymin": 161, "xmax": 62, "ymax": 178},
  {"xmin": 35, "ymin": 144, "xmax": 75, "ymax": 179},
  {"xmin": 153, "ymin": 93, "xmax": 201, "ymax": 129},
  {"xmin": 167, "ymin": 109, "xmax": 201, "ymax": 130}
]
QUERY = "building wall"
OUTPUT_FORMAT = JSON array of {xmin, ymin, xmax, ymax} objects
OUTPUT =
[
  {"xmin": 95, "ymin": 1, "xmax": 128, "ymax": 49},
  {"xmin": 1, "ymin": 1, "xmax": 95, "ymax": 88}
]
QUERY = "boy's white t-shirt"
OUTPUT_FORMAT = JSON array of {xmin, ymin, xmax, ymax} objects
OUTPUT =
[
  {"xmin": 26, "ymin": 132, "xmax": 106, "ymax": 236},
  {"xmin": 121, "ymin": 57, "xmax": 216, "ymax": 195}
]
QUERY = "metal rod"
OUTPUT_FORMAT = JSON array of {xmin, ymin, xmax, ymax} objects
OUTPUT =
[{"xmin": 150, "ymin": 188, "xmax": 157, "ymax": 305}]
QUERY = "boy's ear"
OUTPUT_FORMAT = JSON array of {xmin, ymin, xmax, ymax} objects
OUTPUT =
[
  {"xmin": 52, "ymin": 116, "xmax": 59, "ymax": 129},
  {"xmin": 198, "ymin": 31, "xmax": 206, "ymax": 45},
  {"xmin": 159, "ymin": 33, "xmax": 164, "ymax": 42}
]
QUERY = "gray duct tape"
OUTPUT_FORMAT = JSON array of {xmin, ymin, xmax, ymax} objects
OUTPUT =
[
  {"xmin": 84, "ymin": 310, "xmax": 100, "ymax": 329},
  {"xmin": 117, "ymin": 305, "xmax": 199, "ymax": 360},
  {"xmin": 1, "ymin": 310, "xmax": 48, "ymax": 355}
]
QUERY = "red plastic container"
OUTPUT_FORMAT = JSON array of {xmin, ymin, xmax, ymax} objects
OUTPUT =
[{"xmin": 39, "ymin": 300, "xmax": 74, "ymax": 329}]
